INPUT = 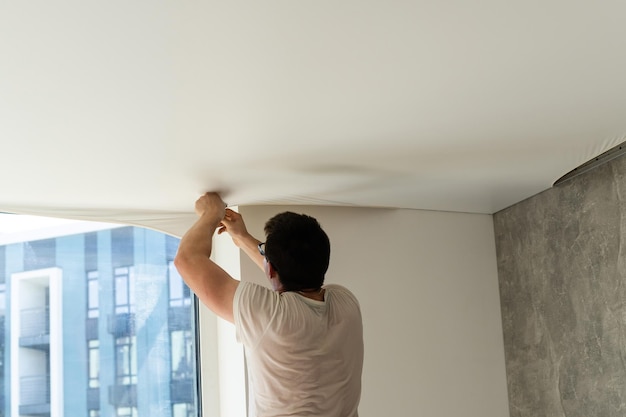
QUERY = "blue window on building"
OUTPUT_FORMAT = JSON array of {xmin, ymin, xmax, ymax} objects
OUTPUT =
[
  {"xmin": 115, "ymin": 336, "xmax": 137, "ymax": 385},
  {"xmin": 171, "ymin": 330, "xmax": 194, "ymax": 380},
  {"xmin": 114, "ymin": 267, "xmax": 135, "ymax": 315},
  {"xmin": 88, "ymin": 340, "xmax": 100, "ymax": 388},
  {"xmin": 87, "ymin": 270, "xmax": 99, "ymax": 318},
  {"xmin": 117, "ymin": 406, "xmax": 138, "ymax": 417}
]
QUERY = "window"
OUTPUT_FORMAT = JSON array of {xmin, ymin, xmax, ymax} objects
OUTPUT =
[
  {"xmin": 88, "ymin": 340, "xmax": 100, "ymax": 388},
  {"xmin": 169, "ymin": 261, "xmax": 191, "ymax": 307},
  {"xmin": 168, "ymin": 259, "xmax": 196, "ymax": 414},
  {"xmin": 114, "ymin": 267, "xmax": 135, "ymax": 314},
  {"xmin": 115, "ymin": 336, "xmax": 137, "ymax": 385},
  {"xmin": 0, "ymin": 214, "xmax": 200, "ymax": 417},
  {"xmin": 87, "ymin": 270, "xmax": 99, "ymax": 318},
  {"xmin": 173, "ymin": 403, "xmax": 195, "ymax": 417},
  {"xmin": 171, "ymin": 330, "xmax": 194, "ymax": 380},
  {"xmin": 117, "ymin": 406, "xmax": 138, "ymax": 417}
]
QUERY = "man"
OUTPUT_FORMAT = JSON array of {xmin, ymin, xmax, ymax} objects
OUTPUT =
[{"xmin": 174, "ymin": 192, "xmax": 363, "ymax": 417}]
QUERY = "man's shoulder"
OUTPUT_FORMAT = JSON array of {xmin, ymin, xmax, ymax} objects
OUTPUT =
[
  {"xmin": 233, "ymin": 282, "xmax": 280, "ymax": 335},
  {"xmin": 324, "ymin": 284, "xmax": 359, "ymax": 302},
  {"xmin": 235, "ymin": 281, "xmax": 277, "ymax": 303},
  {"xmin": 324, "ymin": 283, "xmax": 353, "ymax": 293}
]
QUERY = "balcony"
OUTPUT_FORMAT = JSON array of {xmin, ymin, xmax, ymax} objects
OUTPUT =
[
  {"xmin": 87, "ymin": 387, "xmax": 100, "ymax": 410},
  {"xmin": 20, "ymin": 307, "xmax": 49, "ymax": 350},
  {"xmin": 107, "ymin": 313, "xmax": 135, "ymax": 337},
  {"xmin": 168, "ymin": 306, "xmax": 192, "ymax": 330},
  {"xmin": 108, "ymin": 384, "xmax": 137, "ymax": 407},
  {"xmin": 86, "ymin": 317, "xmax": 98, "ymax": 340},
  {"xmin": 19, "ymin": 375, "xmax": 50, "ymax": 416},
  {"xmin": 170, "ymin": 377, "xmax": 195, "ymax": 404}
]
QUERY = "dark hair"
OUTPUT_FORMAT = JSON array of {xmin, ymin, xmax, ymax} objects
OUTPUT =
[{"xmin": 264, "ymin": 211, "xmax": 330, "ymax": 291}]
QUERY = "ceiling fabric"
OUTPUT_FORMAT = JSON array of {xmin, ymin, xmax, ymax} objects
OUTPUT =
[
  {"xmin": 2, "ymin": 2, "xmax": 626, "ymax": 228},
  {"xmin": 0, "ymin": 207, "xmax": 198, "ymax": 238}
]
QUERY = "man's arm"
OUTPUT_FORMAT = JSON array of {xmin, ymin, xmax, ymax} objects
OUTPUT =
[
  {"xmin": 218, "ymin": 208, "xmax": 265, "ymax": 271},
  {"xmin": 174, "ymin": 193, "xmax": 239, "ymax": 323}
]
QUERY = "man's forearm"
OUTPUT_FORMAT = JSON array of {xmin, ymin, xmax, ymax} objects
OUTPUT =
[
  {"xmin": 175, "ymin": 214, "xmax": 222, "ymax": 294},
  {"xmin": 237, "ymin": 233, "xmax": 265, "ymax": 271},
  {"xmin": 178, "ymin": 214, "xmax": 220, "ymax": 259}
]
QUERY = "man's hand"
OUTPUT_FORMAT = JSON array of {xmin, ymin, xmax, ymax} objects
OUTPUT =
[
  {"xmin": 195, "ymin": 192, "xmax": 227, "ymax": 221},
  {"xmin": 218, "ymin": 209, "xmax": 251, "ymax": 247},
  {"xmin": 218, "ymin": 209, "xmax": 266, "ymax": 271}
]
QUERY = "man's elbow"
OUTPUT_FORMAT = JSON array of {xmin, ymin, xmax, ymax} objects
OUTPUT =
[
  {"xmin": 174, "ymin": 250, "xmax": 209, "ymax": 277},
  {"xmin": 174, "ymin": 253, "xmax": 203, "ymax": 294},
  {"xmin": 173, "ymin": 251, "xmax": 192, "ymax": 276}
]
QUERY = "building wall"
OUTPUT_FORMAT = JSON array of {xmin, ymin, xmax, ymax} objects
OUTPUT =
[
  {"xmin": 237, "ymin": 205, "xmax": 509, "ymax": 417},
  {"xmin": 58, "ymin": 234, "xmax": 87, "ymax": 415},
  {"xmin": 97, "ymin": 229, "xmax": 116, "ymax": 417},
  {"xmin": 134, "ymin": 227, "xmax": 172, "ymax": 416},
  {"xmin": 494, "ymin": 154, "xmax": 626, "ymax": 416}
]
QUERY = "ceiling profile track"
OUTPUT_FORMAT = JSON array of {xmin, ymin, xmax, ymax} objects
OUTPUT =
[{"xmin": 553, "ymin": 141, "xmax": 626, "ymax": 186}]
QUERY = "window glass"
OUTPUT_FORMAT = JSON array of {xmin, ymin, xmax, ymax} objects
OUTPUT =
[
  {"xmin": 169, "ymin": 262, "xmax": 191, "ymax": 307},
  {"xmin": 114, "ymin": 267, "xmax": 133, "ymax": 314},
  {"xmin": 171, "ymin": 330, "xmax": 194, "ymax": 380},
  {"xmin": 87, "ymin": 271, "xmax": 99, "ymax": 318},
  {"xmin": 117, "ymin": 406, "xmax": 138, "ymax": 417},
  {"xmin": 115, "ymin": 336, "xmax": 137, "ymax": 385},
  {"xmin": 173, "ymin": 402, "xmax": 195, "ymax": 417},
  {"xmin": 0, "ymin": 215, "xmax": 199, "ymax": 417},
  {"xmin": 88, "ymin": 340, "xmax": 100, "ymax": 388}
]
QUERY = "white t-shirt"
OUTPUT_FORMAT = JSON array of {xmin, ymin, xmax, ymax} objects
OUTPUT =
[{"xmin": 234, "ymin": 281, "xmax": 364, "ymax": 417}]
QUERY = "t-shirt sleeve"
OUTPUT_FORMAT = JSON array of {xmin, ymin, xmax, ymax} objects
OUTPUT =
[{"xmin": 233, "ymin": 281, "xmax": 281, "ymax": 349}]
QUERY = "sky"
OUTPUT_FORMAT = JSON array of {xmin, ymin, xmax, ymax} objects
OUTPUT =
[
  {"xmin": 0, "ymin": 213, "xmax": 118, "ymax": 245},
  {"xmin": 0, "ymin": 213, "xmax": 78, "ymax": 233}
]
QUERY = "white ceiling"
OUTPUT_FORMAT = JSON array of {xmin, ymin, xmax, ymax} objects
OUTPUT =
[{"xmin": 2, "ymin": 2, "xmax": 626, "ymax": 233}]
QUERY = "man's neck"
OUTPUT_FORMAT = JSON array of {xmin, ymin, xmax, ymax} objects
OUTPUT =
[{"xmin": 295, "ymin": 288, "xmax": 325, "ymax": 301}]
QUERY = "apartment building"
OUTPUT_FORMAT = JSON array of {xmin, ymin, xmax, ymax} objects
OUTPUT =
[{"xmin": 0, "ymin": 224, "xmax": 197, "ymax": 417}]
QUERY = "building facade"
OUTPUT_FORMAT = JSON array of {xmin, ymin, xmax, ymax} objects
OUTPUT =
[{"xmin": 0, "ymin": 225, "xmax": 197, "ymax": 417}]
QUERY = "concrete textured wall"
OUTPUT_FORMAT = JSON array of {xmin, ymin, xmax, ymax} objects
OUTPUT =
[{"xmin": 494, "ymin": 154, "xmax": 626, "ymax": 417}]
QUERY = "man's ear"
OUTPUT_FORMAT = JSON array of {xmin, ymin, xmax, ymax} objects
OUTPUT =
[{"xmin": 267, "ymin": 261, "xmax": 278, "ymax": 278}]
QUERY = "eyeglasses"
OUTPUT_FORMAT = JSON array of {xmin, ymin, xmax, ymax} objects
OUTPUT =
[
  {"xmin": 258, "ymin": 242, "xmax": 266, "ymax": 257},
  {"xmin": 258, "ymin": 242, "xmax": 279, "ymax": 272}
]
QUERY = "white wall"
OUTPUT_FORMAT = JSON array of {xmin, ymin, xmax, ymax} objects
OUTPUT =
[
  {"xmin": 11, "ymin": 268, "xmax": 64, "ymax": 417},
  {"xmin": 237, "ymin": 205, "xmax": 509, "ymax": 417}
]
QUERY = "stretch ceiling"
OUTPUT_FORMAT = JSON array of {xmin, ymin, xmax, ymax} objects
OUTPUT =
[{"xmin": 2, "ymin": 2, "xmax": 626, "ymax": 235}]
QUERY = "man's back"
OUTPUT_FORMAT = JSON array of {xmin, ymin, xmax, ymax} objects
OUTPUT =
[{"xmin": 234, "ymin": 282, "xmax": 364, "ymax": 417}]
